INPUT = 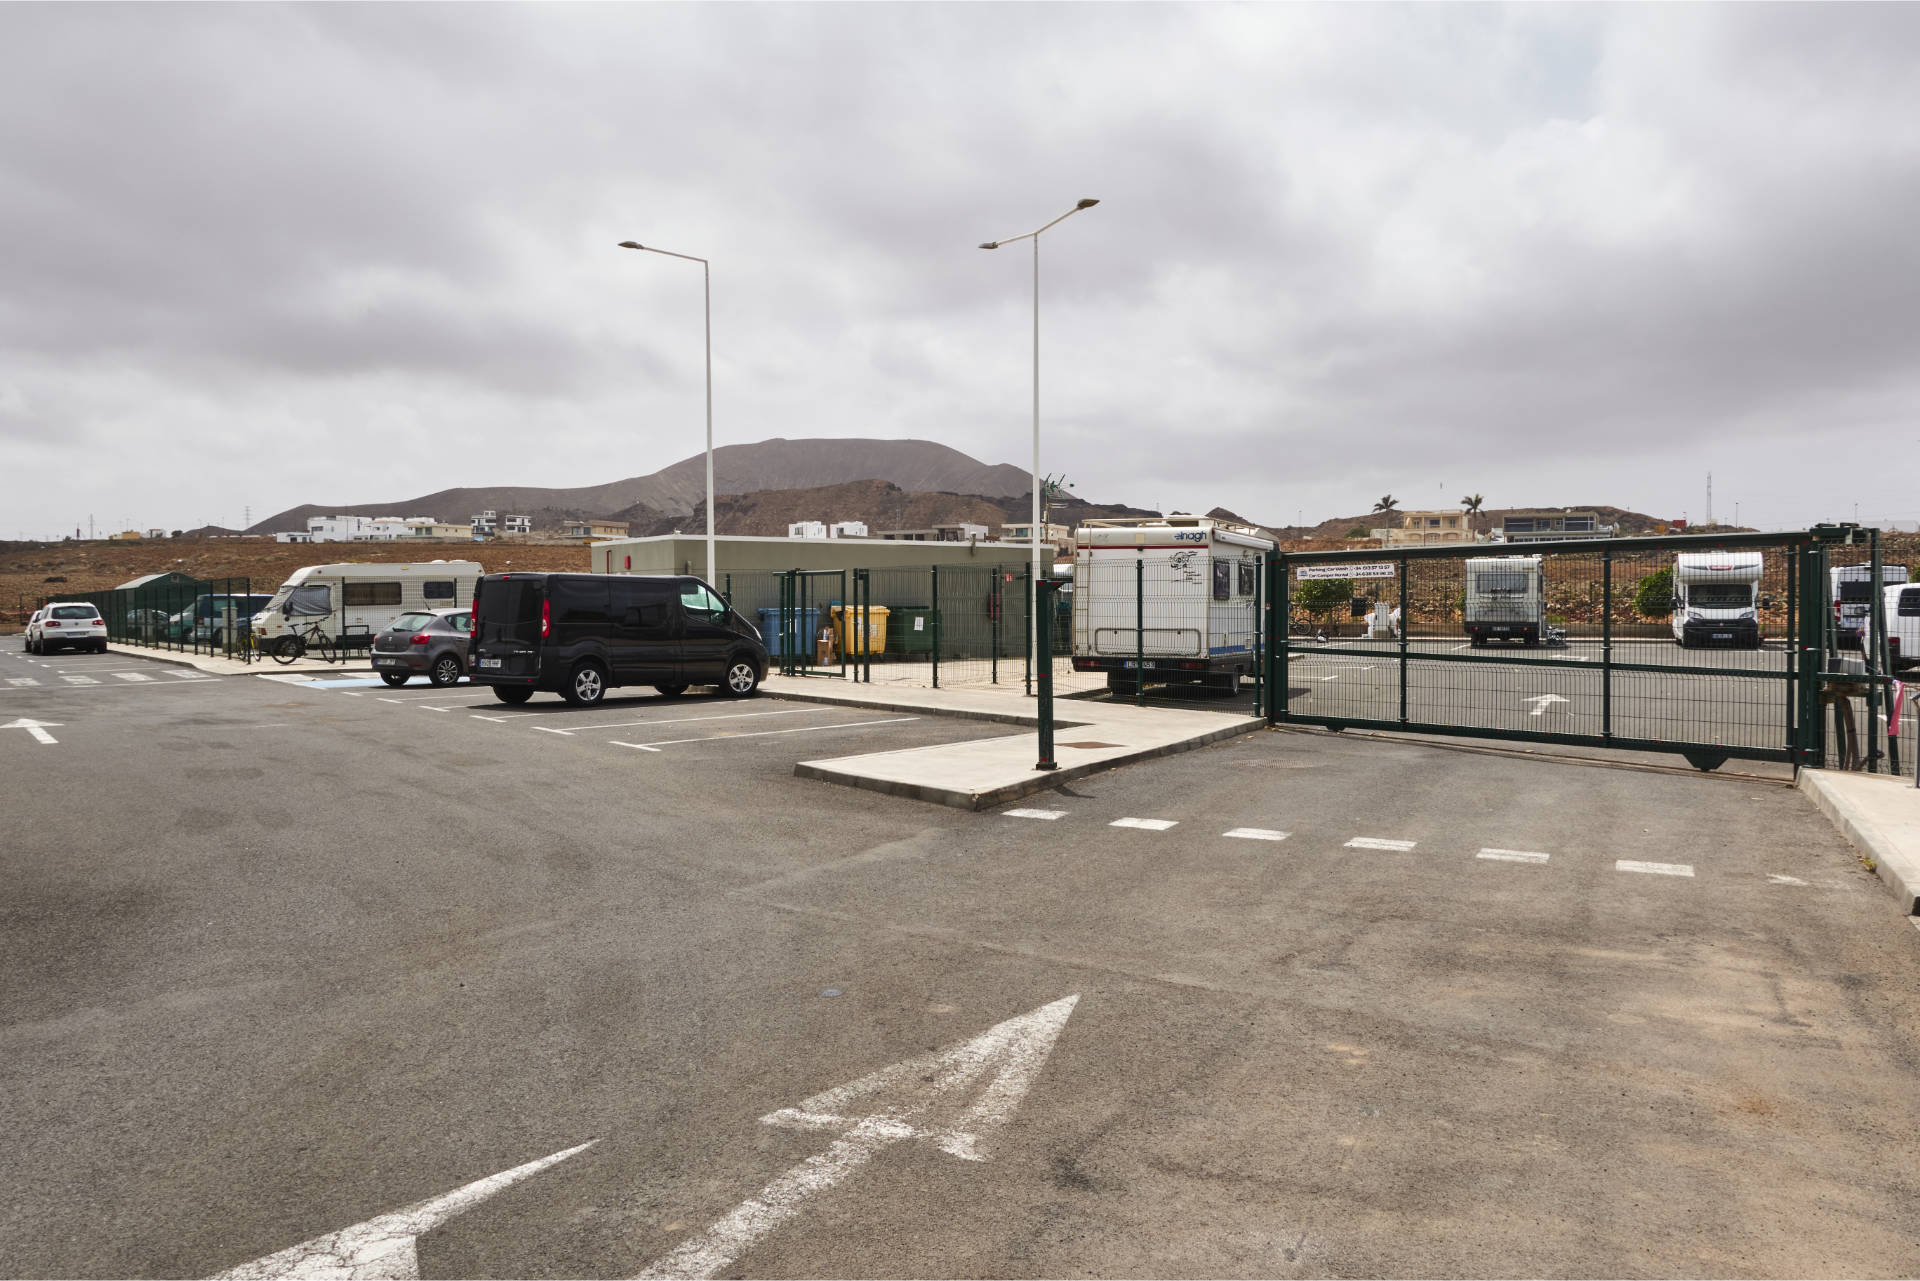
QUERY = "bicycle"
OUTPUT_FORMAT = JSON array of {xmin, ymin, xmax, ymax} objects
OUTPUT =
[{"xmin": 270, "ymin": 619, "xmax": 337, "ymax": 665}]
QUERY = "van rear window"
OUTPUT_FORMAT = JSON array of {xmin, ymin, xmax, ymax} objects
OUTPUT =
[{"xmin": 476, "ymin": 578, "xmax": 543, "ymax": 642}]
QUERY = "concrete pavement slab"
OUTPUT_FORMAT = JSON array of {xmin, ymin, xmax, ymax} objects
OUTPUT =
[{"xmin": 1798, "ymin": 768, "xmax": 1920, "ymax": 915}]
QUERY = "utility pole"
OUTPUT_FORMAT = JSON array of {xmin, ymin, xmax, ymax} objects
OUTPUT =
[
  {"xmin": 87, "ymin": 514, "xmax": 94, "ymax": 541},
  {"xmin": 1705, "ymin": 472, "xmax": 1713, "ymax": 526}
]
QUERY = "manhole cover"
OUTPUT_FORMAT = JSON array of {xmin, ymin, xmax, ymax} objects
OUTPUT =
[{"xmin": 1059, "ymin": 740, "xmax": 1122, "ymax": 749}]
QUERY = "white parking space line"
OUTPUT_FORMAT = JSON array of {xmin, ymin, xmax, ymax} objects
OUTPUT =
[
  {"xmin": 113, "ymin": 672, "xmax": 154, "ymax": 682},
  {"xmin": 1478, "ymin": 848, "xmax": 1550, "ymax": 864},
  {"xmin": 610, "ymin": 716, "xmax": 920, "ymax": 752},
  {"xmin": 1223, "ymin": 827, "xmax": 1289, "ymax": 841},
  {"xmin": 471, "ymin": 714, "xmax": 511, "ymax": 723},
  {"xmin": 1346, "ymin": 837, "xmax": 1417, "ymax": 851},
  {"xmin": 1617, "ymin": 859, "xmax": 1694, "ymax": 878},
  {"xmin": 1110, "ymin": 817, "xmax": 1178, "ymax": 831},
  {"xmin": 420, "ymin": 705, "xmax": 451, "ymax": 713},
  {"xmin": 1003, "ymin": 808, "xmax": 1067, "ymax": 821},
  {"xmin": 61, "ymin": 675, "xmax": 99, "ymax": 685},
  {"xmin": 533, "ymin": 708, "xmax": 819, "ymax": 737},
  {"xmin": 7, "ymin": 678, "xmax": 38, "ymax": 686}
]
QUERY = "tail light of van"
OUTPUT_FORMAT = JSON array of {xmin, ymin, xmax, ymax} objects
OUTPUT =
[{"xmin": 541, "ymin": 598, "xmax": 551, "ymax": 639}]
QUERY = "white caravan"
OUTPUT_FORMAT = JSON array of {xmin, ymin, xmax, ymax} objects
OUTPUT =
[
  {"xmin": 252, "ymin": 561, "xmax": 484, "ymax": 648},
  {"xmin": 1072, "ymin": 516, "xmax": 1273, "ymax": 694},
  {"xmin": 1831, "ymin": 563, "xmax": 1909, "ymax": 650},
  {"xmin": 1463, "ymin": 556, "xmax": 1545, "ymax": 646},
  {"xmin": 1672, "ymin": 551, "xmax": 1764, "ymax": 648}
]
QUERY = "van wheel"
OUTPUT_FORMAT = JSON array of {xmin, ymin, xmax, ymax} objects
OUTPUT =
[
  {"xmin": 565, "ymin": 661, "xmax": 608, "ymax": 706},
  {"xmin": 429, "ymin": 654, "xmax": 463, "ymax": 687},
  {"xmin": 380, "ymin": 671, "xmax": 410, "ymax": 687},
  {"xmin": 493, "ymin": 685, "xmax": 533, "ymax": 705},
  {"xmin": 722, "ymin": 658, "xmax": 760, "ymax": 697},
  {"xmin": 654, "ymin": 683, "xmax": 687, "ymax": 697}
]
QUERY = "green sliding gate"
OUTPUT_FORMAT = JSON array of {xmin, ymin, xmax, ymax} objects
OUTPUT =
[{"xmin": 1264, "ymin": 525, "xmax": 1901, "ymax": 773}]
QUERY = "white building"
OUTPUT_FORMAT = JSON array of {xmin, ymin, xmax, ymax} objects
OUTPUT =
[
  {"xmin": 829, "ymin": 521, "xmax": 869, "ymax": 538},
  {"xmin": 788, "ymin": 521, "xmax": 829, "ymax": 540}
]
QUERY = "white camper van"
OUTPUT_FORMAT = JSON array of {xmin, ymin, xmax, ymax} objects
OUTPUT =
[
  {"xmin": 252, "ymin": 561, "xmax": 484, "ymax": 650},
  {"xmin": 1672, "ymin": 551, "xmax": 1764, "ymax": 648},
  {"xmin": 1463, "ymin": 555, "xmax": 1545, "ymax": 646},
  {"xmin": 1831, "ymin": 563, "xmax": 1909, "ymax": 650},
  {"xmin": 1071, "ymin": 516, "xmax": 1273, "ymax": 694},
  {"xmin": 1883, "ymin": 582, "xmax": 1920, "ymax": 670}
]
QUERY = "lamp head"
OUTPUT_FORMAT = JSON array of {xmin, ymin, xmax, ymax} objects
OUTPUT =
[
  {"xmin": 1075, "ymin": 198, "xmax": 1100, "ymax": 210},
  {"xmin": 978, "ymin": 241, "xmax": 1000, "ymax": 250},
  {"xmin": 618, "ymin": 241, "xmax": 644, "ymax": 250}
]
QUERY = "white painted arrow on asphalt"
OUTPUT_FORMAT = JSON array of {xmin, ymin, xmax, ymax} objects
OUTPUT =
[
  {"xmin": 211, "ymin": 1140, "xmax": 596, "ymax": 1280},
  {"xmin": 1522, "ymin": 694, "xmax": 1569, "ymax": 717},
  {"xmin": 2, "ymin": 717, "xmax": 61, "ymax": 744},
  {"xmin": 634, "ymin": 994, "xmax": 1080, "ymax": 1280}
]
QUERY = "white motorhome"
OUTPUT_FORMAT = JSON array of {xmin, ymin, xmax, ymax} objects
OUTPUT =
[
  {"xmin": 1071, "ymin": 516, "xmax": 1273, "ymax": 694},
  {"xmin": 1883, "ymin": 583, "xmax": 1920, "ymax": 670},
  {"xmin": 1831, "ymin": 563, "xmax": 1909, "ymax": 650},
  {"xmin": 1463, "ymin": 555, "xmax": 1545, "ymax": 646},
  {"xmin": 252, "ymin": 561, "xmax": 484, "ymax": 648},
  {"xmin": 1672, "ymin": 551, "xmax": 1764, "ymax": 648}
]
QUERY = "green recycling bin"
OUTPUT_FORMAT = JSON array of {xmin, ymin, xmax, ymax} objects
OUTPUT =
[{"xmin": 887, "ymin": 606, "xmax": 937, "ymax": 655}]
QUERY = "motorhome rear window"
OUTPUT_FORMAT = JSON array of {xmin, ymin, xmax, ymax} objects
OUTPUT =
[
  {"xmin": 1477, "ymin": 573, "xmax": 1528, "ymax": 594},
  {"xmin": 1900, "ymin": 589, "xmax": 1920, "ymax": 617},
  {"xmin": 1839, "ymin": 581, "xmax": 1875, "ymax": 603},
  {"xmin": 422, "ymin": 580, "xmax": 456, "ymax": 600},
  {"xmin": 343, "ymin": 582, "xmax": 402, "ymax": 607},
  {"xmin": 1691, "ymin": 584, "xmax": 1752, "ymax": 608}
]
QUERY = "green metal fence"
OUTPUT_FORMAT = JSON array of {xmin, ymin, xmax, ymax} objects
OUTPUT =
[
  {"xmin": 24, "ymin": 576, "xmax": 260, "ymax": 662},
  {"xmin": 720, "ymin": 561, "xmax": 1066, "ymax": 689},
  {"xmin": 1263, "ymin": 525, "xmax": 1906, "ymax": 773}
]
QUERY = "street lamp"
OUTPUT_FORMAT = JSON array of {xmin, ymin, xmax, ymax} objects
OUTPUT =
[
  {"xmin": 978, "ymin": 198, "xmax": 1099, "ymax": 692},
  {"xmin": 618, "ymin": 240, "xmax": 715, "ymax": 586}
]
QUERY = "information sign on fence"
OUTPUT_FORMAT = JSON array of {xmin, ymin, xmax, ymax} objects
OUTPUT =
[{"xmin": 1296, "ymin": 563, "xmax": 1397, "ymax": 580}]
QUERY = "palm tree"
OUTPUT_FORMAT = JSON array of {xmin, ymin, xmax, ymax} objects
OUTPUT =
[
  {"xmin": 1371, "ymin": 495, "xmax": 1399, "ymax": 514},
  {"xmin": 1461, "ymin": 493, "xmax": 1484, "ymax": 518}
]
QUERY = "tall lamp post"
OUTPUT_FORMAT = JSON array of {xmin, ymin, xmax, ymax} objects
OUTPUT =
[
  {"xmin": 978, "ymin": 198, "xmax": 1099, "ymax": 691},
  {"xmin": 618, "ymin": 240, "xmax": 715, "ymax": 586}
]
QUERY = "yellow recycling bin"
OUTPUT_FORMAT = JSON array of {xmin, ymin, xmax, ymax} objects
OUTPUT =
[{"xmin": 828, "ymin": 605, "xmax": 890, "ymax": 658}]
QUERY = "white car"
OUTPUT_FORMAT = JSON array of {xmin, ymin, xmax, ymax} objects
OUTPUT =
[{"xmin": 28, "ymin": 602, "xmax": 108, "ymax": 654}]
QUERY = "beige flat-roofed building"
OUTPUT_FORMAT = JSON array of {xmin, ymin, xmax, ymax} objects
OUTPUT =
[
  {"xmin": 1378, "ymin": 510, "xmax": 1476, "ymax": 545},
  {"xmin": 587, "ymin": 533, "xmax": 1040, "ymax": 578}
]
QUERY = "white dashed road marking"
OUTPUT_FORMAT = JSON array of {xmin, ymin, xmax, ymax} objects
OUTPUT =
[
  {"xmin": 1346, "ymin": 837, "xmax": 1417, "ymax": 851},
  {"xmin": 1617, "ymin": 859, "xmax": 1694, "ymax": 878},
  {"xmin": 112, "ymin": 672, "xmax": 154, "ymax": 682},
  {"xmin": 61, "ymin": 675, "xmax": 98, "ymax": 685},
  {"xmin": 1478, "ymin": 848, "xmax": 1550, "ymax": 863},
  {"xmin": 1110, "ymin": 817, "xmax": 1177, "ymax": 831},
  {"xmin": 1004, "ymin": 808, "xmax": 1067, "ymax": 821},
  {"xmin": 6, "ymin": 678, "xmax": 38, "ymax": 686},
  {"xmin": 1223, "ymin": 827, "xmax": 1289, "ymax": 841}
]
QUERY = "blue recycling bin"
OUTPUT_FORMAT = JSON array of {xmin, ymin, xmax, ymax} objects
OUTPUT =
[{"xmin": 756, "ymin": 607, "xmax": 819, "ymax": 659}]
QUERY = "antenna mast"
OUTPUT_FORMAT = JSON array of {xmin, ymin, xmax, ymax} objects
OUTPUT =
[{"xmin": 1705, "ymin": 472, "xmax": 1713, "ymax": 526}]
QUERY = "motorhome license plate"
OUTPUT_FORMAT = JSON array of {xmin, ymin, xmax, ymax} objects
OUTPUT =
[{"xmin": 480, "ymin": 658, "xmax": 502, "ymax": 668}]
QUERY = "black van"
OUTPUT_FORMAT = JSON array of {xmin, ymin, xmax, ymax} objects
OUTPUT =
[{"xmin": 468, "ymin": 572, "xmax": 769, "ymax": 706}]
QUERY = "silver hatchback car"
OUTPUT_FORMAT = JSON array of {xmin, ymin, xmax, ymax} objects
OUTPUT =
[{"xmin": 371, "ymin": 608, "xmax": 473, "ymax": 687}]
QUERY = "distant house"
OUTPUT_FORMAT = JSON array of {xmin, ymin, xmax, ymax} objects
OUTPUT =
[
  {"xmin": 829, "ymin": 521, "xmax": 868, "ymax": 539},
  {"xmin": 1376, "ymin": 510, "xmax": 1477, "ymax": 546},
  {"xmin": 788, "ymin": 521, "xmax": 829, "ymax": 540},
  {"xmin": 1499, "ymin": 510, "xmax": 1613, "ymax": 542},
  {"xmin": 565, "ymin": 519, "xmax": 630, "ymax": 540},
  {"xmin": 471, "ymin": 511, "xmax": 533, "ymax": 538},
  {"xmin": 1000, "ymin": 521, "xmax": 1073, "ymax": 554},
  {"xmin": 877, "ymin": 523, "xmax": 990, "ymax": 543},
  {"xmin": 404, "ymin": 518, "xmax": 470, "ymax": 539}
]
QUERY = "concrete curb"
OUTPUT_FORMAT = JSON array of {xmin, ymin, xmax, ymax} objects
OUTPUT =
[
  {"xmin": 1796, "ymin": 770, "xmax": 1920, "ymax": 915},
  {"xmin": 106, "ymin": 645, "xmax": 374, "ymax": 677},
  {"xmin": 795, "ymin": 716, "xmax": 1265, "ymax": 811},
  {"xmin": 764, "ymin": 684, "xmax": 1087, "ymax": 730}
]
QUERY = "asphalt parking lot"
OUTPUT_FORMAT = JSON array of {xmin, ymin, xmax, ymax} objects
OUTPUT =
[{"xmin": 4, "ymin": 643, "xmax": 1918, "ymax": 1278}]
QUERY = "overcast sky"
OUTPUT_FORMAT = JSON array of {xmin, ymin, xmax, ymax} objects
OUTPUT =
[{"xmin": 3, "ymin": 3, "xmax": 1918, "ymax": 538}]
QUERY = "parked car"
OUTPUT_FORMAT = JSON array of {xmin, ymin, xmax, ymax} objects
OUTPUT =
[
  {"xmin": 372, "ymin": 608, "xmax": 473, "ymax": 687},
  {"xmin": 467, "ymin": 572, "xmax": 769, "ymax": 706},
  {"xmin": 28, "ymin": 602, "xmax": 107, "ymax": 654},
  {"xmin": 22, "ymin": 608, "xmax": 43, "ymax": 650},
  {"xmin": 125, "ymin": 608, "xmax": 170, "ymax": 641}
]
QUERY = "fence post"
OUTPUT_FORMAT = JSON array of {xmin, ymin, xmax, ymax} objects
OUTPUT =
[
  {"xmin": 1397, "ymin": 555, "xmax": 1409, "ymax": 725},
  {"xmin": 931, "ymin": 563, "xmax": 940, "ymax": 690},
  {"xmin": 1253, "ymin": 553, "xmax": 1265, "ymax": 718},
  {"xmin": 991, "ymin": 571, "xmax": 1000, "ymax": 686},
  {"xmin": 1022, "ymin": 563, "xmax": 1032, "ymax": 696},
  {"xmin": 1602, "ymin": 551, "xmax": 1613, "ymax": 742},
  {"xmin": 1135, "ymin": 556, "xmax": 1145, "ymax": 708},
  {"xmin": 1867, "ymin": 530, "xmax": 1885, "ymax": 772},
  {"xmin": 1035, "ymin": 577, "xmax": 1059, "ymax": 771}
]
